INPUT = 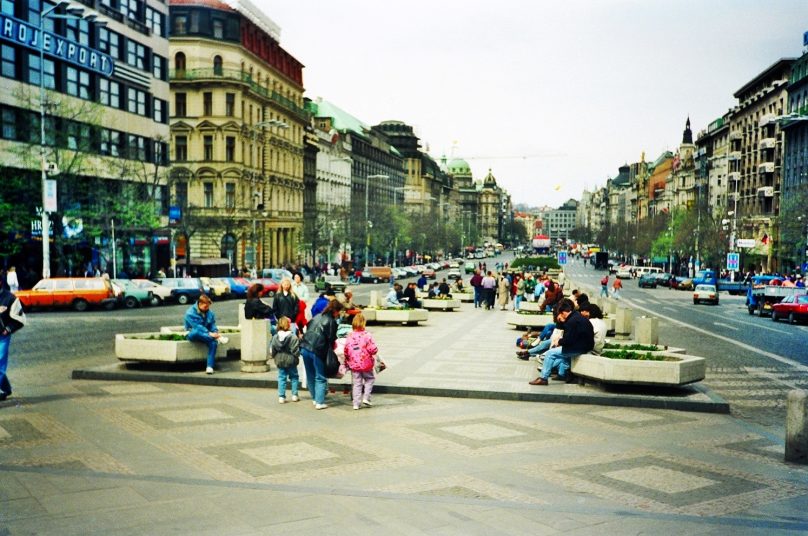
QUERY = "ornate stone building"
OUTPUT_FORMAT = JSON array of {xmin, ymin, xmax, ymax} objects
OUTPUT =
[{"xmin": 168, "ymin": 0, "xmax": 306, "ymax": 271}]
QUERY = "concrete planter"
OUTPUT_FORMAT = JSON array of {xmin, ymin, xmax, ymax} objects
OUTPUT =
[
  {"xmin": 571, "ymin": 352, "xmax": 706, "ymax": 386},
  {"xmin": 506, "ymin": 312, "xmax": 554, "ymax": 329},
  {"xmin": 453, "ymin": 292, "xmax": 474, "ymax": 302},
  {"xmin": 158, "ymin": 326, "xmax": 242, "ymax": 350},
  {"xmin": 422, "ymin": 298, "xmax": 461, "ymax": 311},
  {"xmin": 115, "ymin": 332, "xmax": 236, "ymax": 363},
  {"xmin": 517, "ymin": 302, "xmax": 546, "ymax": 313},
  {"xmin": 603, "ymin": 341, "xmax": 686, "ymax": 355},
  {"xmin": 364, "ymin": 308, "xmax": 429, "ymax": 325}
]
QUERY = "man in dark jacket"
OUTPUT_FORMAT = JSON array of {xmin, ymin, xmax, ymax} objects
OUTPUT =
[
  {"xmin": 300, "ymin": 300, "xmax": 344, "ymax": 409},
  {"xmin": 529, "ymin": 298, "xmax": 593, "ymax": 385},
  {"xmin": 469, "ymin": 269, "xmax": 484, "ymax": 308},
  {"xmin": 402, "ymin": 282, "xmax": 421, "ymax": 309},
  {"xmin": 0, "ymin": 286, "xmax": 26, "ymax": 401}
]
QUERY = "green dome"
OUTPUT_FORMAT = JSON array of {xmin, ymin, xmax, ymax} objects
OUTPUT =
[{"xmin": 447, "ymin": 158, "xmax": 471, "ymax": 174}]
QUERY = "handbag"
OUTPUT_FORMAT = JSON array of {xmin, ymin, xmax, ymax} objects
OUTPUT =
[
  {"xmin": 325, "ymin": 349, "xmax": 343, "ymax": 379},
  {"xmin": 374, "ymin": 355, "xmax": 386, "ymax": 374}
]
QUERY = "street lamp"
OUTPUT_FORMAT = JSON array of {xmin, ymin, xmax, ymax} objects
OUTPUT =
[
  {"xmin": 39, "ymin": 2, "xmax": 106, "ymax": 278},
  {"xmin": 365, "ymin": 174, "xmax": 388, "ymax": 267}
]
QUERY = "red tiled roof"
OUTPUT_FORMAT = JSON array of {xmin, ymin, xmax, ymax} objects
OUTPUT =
[{"xmin": 169, "ymin": 0, "xmax": 236, "ymax": 12}]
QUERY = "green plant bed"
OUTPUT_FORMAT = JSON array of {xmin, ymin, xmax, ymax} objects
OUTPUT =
[
  {"xmin": 510, "ymin": 256, "xmax": 560, "ymax": 271},
  {"xmin": 601, "ymin": 350, "xmax": 669, "ymax": 361},
  {"xmin": 603, "ymin": 342, "xmax": 661, "ymax": 352}
]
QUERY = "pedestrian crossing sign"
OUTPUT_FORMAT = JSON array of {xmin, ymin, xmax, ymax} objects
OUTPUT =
[
  {"xmin": 726, "ymin": 252, "xmax": 739, "ymax": 271},
  {"xmin": 557, "ymin": 251, "xmax": 568, "ymax": 265}
]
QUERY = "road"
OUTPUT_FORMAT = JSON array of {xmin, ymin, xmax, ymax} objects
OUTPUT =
[{"xmin": 9, "ymin": 254, "xmax": 808, "ymax": 437}]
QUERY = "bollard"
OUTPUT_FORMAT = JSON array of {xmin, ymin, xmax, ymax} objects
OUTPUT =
[
  {"xmin": 785, "ymin": 389, "xmax": 808, "ymax": 464},
  {"xmin": 635, "ymin": 316, "xmax": 659, "ymax": 345},
  {"xmin": 615, "ymin": 307, "xmax": 633, "ymax": 340},
  {"xmin": 605, "ymin": 299, "xmax": 618, "ymax": 315},
  {"xmin": 238, "ymin": 304, "xmax": 269, "ymax": 373},
  {"xmin": 369, "ymin": 290, "xmax": 380, "ymax": 308}
]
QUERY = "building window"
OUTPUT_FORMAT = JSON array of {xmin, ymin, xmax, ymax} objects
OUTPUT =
[
  {"xmin": 204, "ymin": 135, "xmax": 213, "ymax": 160},
  {"xmin": 212, "ymin": 18, "xmax": 224, "ymax": 39},
  {"xmin": 175, "ymin": 135, "xmax": 187, "ymax": 161},
  {"xmin": 1, "ymin": 0, "xmax": 14, "ymax": 16},
  {"xmin": 1, "ymin": 107, "xmax": 16, "ymax": 140},
  {"xmin": 174, "ymin": 93, "xmax": 186, "ymax": 116},
  {"xmin": 66, "ymin": 18, "xmax": 90, "ymax": 46},
  {"xmin": 98, "ymin": 28, "xmax": 120, "ymax": 60},
  {"xmin": 225, "ymin": 183, "xmax": 235, "ymax": 208},
  {"xmin": 101, "ymin": 129, "xmax": 121, "ymax": 156},
  {"xmin": 145, "ymin": 6, "xmax": 164, "ymax": 37},
  {"xmin": 204, "ymin": 183, "xmax": 213, "ymax": 207},
  {"xmin": 128, "ymin": 134, "xmax": 146, "ymax": 161},
  {"xmin": 99, "ymin": 78, "xmax": 120, "ymax": 108},
  {"xmin": 153, "ymin": 98, "xmax": 164, "ymax": 123},
  {"xmin": 152, "ymin": 54, "xmax": 164, "ymax": 80},
  {"xmin": 173, "ymin": 15, "xmax": 187, "ymax": 35},
  {"xmin": 127, "ymin": 40, "xmax": 147, "ymax": 71},
  {"xmin": 175, "ymin": 181, "xmax": 187, "ymax": 207},
  {"xmin": 127, "ymin": 87, "xmax": 146, "ymax": 116},
  {"xmin": 225, "ymin": 136, "xmax": 235, "ymax": 162},
  {"xmin": 174, "ymin": 51, "xmax": 185, "ymax": 74},
  {"xmin": 1, "ymin": 44, "xmax": 15, "ymax": 79},
  {"xmin": 66, "ymin": 67, "xmax": 89, "ymax": 98},
  {"xmin": 203, "ymin": 92, "xmax": 212, "ymax": 116},
  {"xmin": 225, "ymin": 93, "xmax": 234, "ymax": 116},
  {"xmin": 213, "ymin": 55, "xmax": 223, "ymax": 75}
]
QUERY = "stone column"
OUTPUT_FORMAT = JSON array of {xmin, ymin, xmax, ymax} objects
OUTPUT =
[
  {"xmin": 615, "ymin": 307, "xmax": 633, "ymax": 340},
  {"xmin": 270, "ymin": 229, "xmax": 278, "ymax": 268},
  {"xmin": 635, "ymin": 316, "xmax": 659, "ymax": 345},
  {"xmin": 238, "ymin": 305, "xmax": 269, "ymax": 372},
  {"xmin": 785, "ymin": 389, "xmax": 808, "ymax": 464}
]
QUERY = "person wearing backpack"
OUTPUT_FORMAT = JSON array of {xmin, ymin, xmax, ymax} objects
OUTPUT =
[
  {"xmin": 0, "ymin": 285, "xmax": 26, "ymax": 401},
  {"xmin": 344, "ymin": 313, "xmax": 379, "ymax": 410},
  {"xmin": 270, "ymin": 316, "xmax": 300, "ymax": 404}
]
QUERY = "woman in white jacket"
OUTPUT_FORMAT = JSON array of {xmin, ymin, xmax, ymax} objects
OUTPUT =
[{"xmin": 580, "ymin": 303, "xmax": 606, "ymax": 354}]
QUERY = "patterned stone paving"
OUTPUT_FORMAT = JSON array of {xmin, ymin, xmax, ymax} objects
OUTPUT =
[
  {"xmin": 0, "ymin": 413, "xmax": 79, "ymax": 449},
  {"xmin": 376, "ymin": 474, "xmax": 546, "ymax": 504},
  {"xmin": 560, "ymin": 406, "xmax": 717, "ymax": 435},
  {"xmin": 531, "ymin": 449, "xmax": 808, "ymax": 516}
]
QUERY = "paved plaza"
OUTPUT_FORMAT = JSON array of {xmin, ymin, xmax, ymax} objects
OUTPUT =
[{"xmin": 2, "ymin": 291, "xmax": 808, "ymax": 533}]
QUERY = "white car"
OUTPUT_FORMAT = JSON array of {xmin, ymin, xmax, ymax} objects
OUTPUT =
[
  {"xmin": 616, "ymin": 266, "xmax": 633, "ymax": 279},
  {"xmin": 446, "ymin": 269, "xmax": 462, "ymax": 281},
  {"xmin": 130, "ymin": 279, "xmax": 173, "ymax": 305},
  {"xmin": 693, "ymin": 284, "xmax": 719, "ymax": 305}
]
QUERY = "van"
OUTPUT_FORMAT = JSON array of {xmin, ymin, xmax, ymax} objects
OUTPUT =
[
  {"xmin": 16, "ymin": 277, "xmax": 117, "ymax": 312},
  {"xmin": 360, "ymin": 266, "xmax": 392, "ymax": 284},
  {"xmin": 636, "ymin": 266, "xmax": 663, "ymax": 276}
]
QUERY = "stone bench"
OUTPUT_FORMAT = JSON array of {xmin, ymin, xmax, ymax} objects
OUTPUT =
[{"xmin": 506, "ymin": 312, "xmax": 554, "ymax": 330}]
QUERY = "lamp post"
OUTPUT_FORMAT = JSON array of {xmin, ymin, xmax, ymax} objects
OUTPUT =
[
  {"xmin": 39, "ymin": 2, "xmax": 106, "ymax": 278},
  {"xmin": 365, "ymin": 174, "xmax": 389, "ymax": 267}
]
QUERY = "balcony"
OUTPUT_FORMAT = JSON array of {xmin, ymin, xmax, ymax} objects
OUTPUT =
[
  {"xmin": 759, "ymin": 137, "xmax": 776, "ymax": 150},
  {"xmin": 759, "ymin": 114, "xmax": 776, "ymax": 127},
  {"xmin": 728, "ymin": 171, "xmax": 741, "ymax": 182},
  {"xmin": 758, "ymin": 162, "xmax": 775, "ymax": 174},
  {"xmin": 728, "ymin": 151, "xmax": 742, "ymax": 162},
  {"xmin": 757, "ymin": 186, "xmax": 774, "ymax": 197},
  {"xmin": 729, "ymin": 131, "xmax": 743, "ymax": 141}
]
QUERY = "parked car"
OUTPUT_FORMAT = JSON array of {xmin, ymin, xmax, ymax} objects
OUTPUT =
[
  {"xmin": 16, "ymin": 277, "xmax": 117, "ymax": 312},
  {"xmin": 112, "ymin": 279, "xmax": 153, "ymax": 308},
  {"xmin": 251, "ymin": 277, "xmax": 279, "ymax": 297},
  {"xmin": 673, "ymin": 277, "xmax": 694, "ymax": 291},
  {"xmin": 154, "ymin": 277, "xmax": 207, "ymax": 305},
  {"xmin": 423, "ymin": 268, "xmax": 437, "ymax": 279},
  {"xmin": 616, "ymin": 265, "xmax": 633, "ymax": 279},
  {"xmin": 360, "ymin": 266, "xmax": 392, "ymax": 284},
  {"xmin": 201, "ymin": 277, "xmax": 231, "ymax": 300},
  {"xmin": 224, "ymin": 277, "xmax": 252, "ymax": 298},
  {"xmin": 261, "ymin": 268, "xmax": 294, "ymax": 282},
  {"xmin": 392, "ymin": 268, "xmax": 408, "ymax": 279},
  {"xmin": 129, "ymin": 279, "xmax": 173, "ymax": 305},
  {"xmin": 315, "ymin": 275, "xmax": 347, "ymax": 293},
  {"xmin": 637, "ymin": 273, "xmax": 657, "ymax": 288},
  {"xmin": 693, "ymin": 284, "xmax": 719, "ymax": 305},
  {"xmin": 446, "ymin": 269, "xmax": 462, "ymax": 281},
  {"xmin": 464, "ymin": 261, "xmax": 476, "ymax": 274},
  {"xmin": 771, "ymin": 294, "xmax": 808, "ymax": 324}
]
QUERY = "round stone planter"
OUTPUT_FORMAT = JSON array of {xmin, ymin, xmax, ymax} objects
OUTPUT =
[
  {"xmin": 506, "ymin": 312, "xmax": 554, "ymax": 329},
  {"xmin": 422, "ymin": 298, "xmax": 461, "ymax": 311},
  {"xmin": 571, "ymin": 352, "xmax": 706, "ymax": 386}
]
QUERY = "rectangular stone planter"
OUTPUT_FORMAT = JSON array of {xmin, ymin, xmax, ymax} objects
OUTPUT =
[
  {"xmin": 422, "ymin": 298, "xmax": 461, "ymax": 311},
  {"xmin": 453, "ymin": 292, "xmax": 474, "ymax": 302},
  {"xmin": 518, "ymin": 302, "xmax": 546, "ymax": 313},
  {"xmin": 115, "ymin": 332, "xmax": 237, "ymax": 362},
  {"xmin": 364, "ymin": 308, "xmax": 429, "ymax": 325},
  {"xmin": 571, "ymin": 352, "xmax": 706, "ymax": 386},
  {"xmin": 506, "ymin": 312, "xmax": 554, "ymax": 329},
  {"xmin": 158, "ymin": 326, "xmax": 241, "ymax": 353},
  {"xmin": 603, "ymin": 340, "xmax": 686, "ymax": 355}
]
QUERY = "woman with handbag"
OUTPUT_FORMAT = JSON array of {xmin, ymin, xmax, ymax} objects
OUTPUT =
[{"xmin": 300, "ymin": 300, "xmax": 344, "ymax": 410}]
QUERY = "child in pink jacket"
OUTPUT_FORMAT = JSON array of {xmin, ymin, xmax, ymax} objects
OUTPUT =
[{"xmin": 343, "ymin": 313, "xmax": 379, "ymax": 410}]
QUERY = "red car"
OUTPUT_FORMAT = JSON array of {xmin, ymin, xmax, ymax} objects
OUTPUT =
[
  {"xmin": 771, "ymin": 294, "xmax": 808, "ymax": 324},
  {"xmin": 252, "ymin": 277, "xmax": 279, "ymax": 297}
]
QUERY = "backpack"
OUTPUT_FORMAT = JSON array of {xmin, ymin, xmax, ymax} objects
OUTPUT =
[
  {"xmin": 346, "ymin": 331, "xmax": 375, "ymax": 372},
  {"xmin": 600, "ymin": 276, "xmax": 608, "ymax": 285}
]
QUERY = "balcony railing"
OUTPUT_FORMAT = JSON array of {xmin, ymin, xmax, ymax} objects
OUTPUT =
[
  {"xmin": 759, "ymin": 138, "xmax": 776, "ymax": 150},
  {"xmin": 759, "ymin": 114, "xmax": 776, "ymax": 127},
  {"xmin": 758, "ymin": 162, "xmax": 775, "ymax": 174},
  {"xmin": 728, "ymin": 171, "xmax": 741, "ymax": 182},
  {"xmin": 169, "ymin": 68, "xmax": 311, "ymax": 121},
  {"xmin": 729, "ymin": 131, "xmax": 743, "ymax": 141},
  {"xmin": 728, "ymin": 152, "xmax": 742, "ymax": 162}
]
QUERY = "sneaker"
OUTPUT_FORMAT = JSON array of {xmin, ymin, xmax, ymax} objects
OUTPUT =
[
  {"xmin": 353, "ymin": 405, "xmax": 360, "ymax": 410},
  {"xmin": 278, "ymin": 397, "xmax": 286, "ymax": 404},
  {"xmin": 315, "ymin": 403, "xmax": 329, "ymax": 410},
  {"xmin": 219, "ymin": 336, "xmax": 229, "ymax": 345},
  {"xmin": 361, "ymin": 399, "xmax": 373, "ymax": 407},
  {"xmin": 291, "ymin": 395, "xmax": 299, "ymax": 402},
  {"xmin": 205, "ymin": 367, "xmax": 214, "ymax": 375}
]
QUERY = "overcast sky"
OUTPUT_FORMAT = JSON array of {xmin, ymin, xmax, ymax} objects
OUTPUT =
[{"xmin": 258, "ymin": 0, "xmax": 808, "ymax": 207}]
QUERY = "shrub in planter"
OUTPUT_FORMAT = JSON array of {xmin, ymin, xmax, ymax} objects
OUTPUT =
[{"xmin": 603, "ymin": 342, "xmax": 662, "ymax": 352}]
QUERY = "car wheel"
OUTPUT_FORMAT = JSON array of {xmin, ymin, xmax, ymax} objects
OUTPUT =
[
  {"xmin": 789, "ymin": 312, "xmax": 797, "ymax": 324},
  {"xmin": 150, "ymin": 295, "xmax": 162, "ymax": 306},
  {"xmin": 772, "ymin": 311, "xmax": 778, "ymax": 322},
  {"xmin": 73, "ymin": 299, "xmax": 89, "ymax": 312},
  {"xmin": 693, "ymin": 299, "xmax": 698, "ymax": 305},
  {"xmin": 124, "ymin": 296, "xmax": 138, "ymax": 309},
  {"xmin": 177, "ymin": 294, "xmax": 190, "ymax": 305},
  {"xmin": 747, "ymin": 306, "xmax": 755, "ymax": 315}
]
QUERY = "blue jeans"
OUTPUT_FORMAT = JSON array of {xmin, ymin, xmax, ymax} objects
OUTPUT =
[
  {"xmin": 540, "ymin": 347, "xmax": 580, "ymax": 379},
  {"xmin": 528, "ymin": 338, "xmax": 552, "ymax": 356},
  {"xmin": 473, "ymin": 287, "xmax": 481, "ymax": 308},
  {"xmin": 301, "ymin": 347, "xmax": 327, "ymax": 404},
  {"xmin": 277, "ymin": 366, "xmax": 300, "ymax": 399},
  {"xmin": 187, "ymin": 332, "xmax": 217, "ymax": 369},
  {"xmin": 600, "ymin": 285, "xmax": 609, "ymax": 297},
  {"xmin": 0, "ymin": 333, "xmax": 11, "ymax": 395},
  {"xmin": 514, "ymin": 295, "xmax": 523, "ymax": 310}
]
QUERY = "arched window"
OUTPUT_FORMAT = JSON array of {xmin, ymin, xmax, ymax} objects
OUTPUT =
[
  {"xmin": 213, "ymin": 55, "xmax": 222, "ymax": 76},
  {"xmin": 221, "ymin": 234, "xmax": 236, "ymax": 263},
  {"xmin": 174, "ymin": 52, "xmax": 186, "ymax": 75}
]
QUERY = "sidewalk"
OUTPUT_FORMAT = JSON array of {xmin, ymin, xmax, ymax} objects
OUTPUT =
[{"xmin": 3, "ymin": 300, "xmax": 808, "ymax": 533}]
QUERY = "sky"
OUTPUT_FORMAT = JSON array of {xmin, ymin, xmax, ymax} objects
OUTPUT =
[{"xmin": 257, "ymin": 0, "xmax": 808, "ymax": 208}]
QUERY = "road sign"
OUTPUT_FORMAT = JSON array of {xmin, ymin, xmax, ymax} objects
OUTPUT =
[
  {"xmin": 727, "ymin": 252, "xmax": 740, "ymax": 271},
  {"xmin": 736, "ymin": 238, "xmax": 756, "ymax": 248},
  {"xmin": 557, "ymin": 251, "xmax": 567, "ymax": 265}
]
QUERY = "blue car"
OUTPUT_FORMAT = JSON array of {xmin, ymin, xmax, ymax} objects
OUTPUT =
[{"xmin": 224, "ymin": 277, "xmax": 252, "ymax": 298}]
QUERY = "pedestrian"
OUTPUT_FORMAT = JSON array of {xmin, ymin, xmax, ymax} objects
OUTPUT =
[
  {"xmin": 514, "ymin": 274, "xmax": 525, "ymax": 311},
  {"xmin": 0, "ymin": 285, "xmax": 26, "ymax": 401},
  {"xmin": 611, "ymin": 277, "xmax": 623, "ymax": 299},
  {"xmin": 482, "ymin": 271, "xmax": 497, "ymax": 310},
  {"xmin": 291, "ymin": 272, "xmax": 309, "ymax": 302},
  {"xmin": 600, "ymin": 274, "xmax": 609, "ymax": 297},
  {"xmin": 270, "ymin": 316, "xmax": 300, "ymax": 404},
  {"xmin": 300, "ymin": 299, "xmax": 343, "ymax": 409},
  {"xmin": 344, "ymin": 312, "xmax": 379, "ymax": 410},
  {"xmin": 497, "ymin": 274, "xmax": 510, "ymax": 310},
  {"xmin": 529, "ymin": 299, "xmax": 594, "ymax": 385},
  {"xmin": 272, "ymin": 278, "xmax": 300, "ymax": 335},
  {"xmin": 6, "ymin": 266, "xmax": 19, "ymax": 292},
  {"xmin": 244, "ymin": 283, "xmax": 276, "ymax": 333},
  {"xmin": 184, "ymin": 294, "xmax": 228, "ymax": 375},
  {"xmin": 470, "ymin": 269, "xmax": 483, "ymax": 308}
]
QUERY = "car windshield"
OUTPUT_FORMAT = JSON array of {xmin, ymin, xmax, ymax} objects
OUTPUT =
[
  {"xmin": 798, "ymin": 296, "xmax": 808, "ymax": 304},
  {"xmin": 696, "ymin": 285, "xmax": 715, "ymax": 291}
]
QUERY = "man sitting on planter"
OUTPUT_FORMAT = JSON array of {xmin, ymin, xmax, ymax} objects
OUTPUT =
[
  {"xmin": 402, "ymin": 282, "xmax": 422, "ymax": 309},
  {"xmin": 529, "ymin": 298, "xmax": 593, "ymax": 385},
  {"xmin": 184, "ymin": 294, "xmax": 228, "ymax": 375}
]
